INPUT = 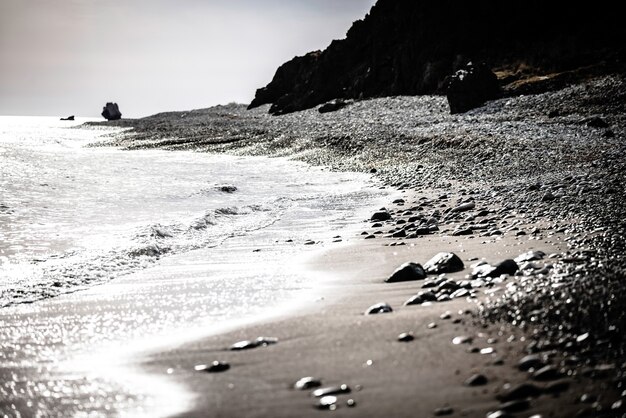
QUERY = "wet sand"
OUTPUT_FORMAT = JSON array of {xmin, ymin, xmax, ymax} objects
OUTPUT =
[{"xmin": 138, "ymin": 190, "xmax": 594, "ymax": 418}]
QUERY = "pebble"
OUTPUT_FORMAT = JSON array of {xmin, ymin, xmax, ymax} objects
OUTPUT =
[
  {"xmin": 230, "ymin": 340, "xmax": 259, "ymax": 350},
  {"xmin": 315, "ymin": 395, "xmax": 338, "ymax": 410},
  {"xmin": 452, "ymin": 202, "xmax": 476, "ymax": 212},
  {"xmin": 486, "ymin": 410, "xmax": 513, "ymax": 418},
  {"xmin": 371, "ymin": 211, "xmax": 392, "ymax": 221},
  {"xmin": 294, "ymin": 377, "xmax": 322, "ymax": 390},
  {"xmin": 404, "ymin": 291, "xmax": 437, "ymax": 305},
  {"xmin": 346, "ymin": 399, "xmax": 356, "ymax": 407},
  {"xmin": 499, "ymin": 399, "xmax": 530, "ymax": 413},
  {"xmin": 440, "ymin": 311, "xmax": 452, "ymax": 320},
  {"xmin": 434, "ymin": 406, "xmax": 454, "ymax": 416},
  {"xmin": 385, "ymin": 262, "xmax": 426, "ymax": 282},
  {"xmin": 464, "ymin": 373, "xmax": 488, "ymax": 386},
  {"xmin": 517, "ymin": 354, "xmax": 545, "ymax": 371},
  {"xmin": 452, "ymin": 335, "xmax": 473, "ymax": 345},
  {"xmin": 423, "ymin": 252, "xmax": 465, "ymax": 274},
  {"xmin": 397, "ymin": 332, "xmax": 414, "ymax": 342},
  {"xmin": 365, "ymin": 302, "xmax": 393, "ymax": 315},
  {"xmin": 312, "ymin": 384, "xmax": 351, "ymax": 397},
  {"xmin": 194, "ymin": 361, "xmax": 230, "ymax": 373},
  {"xmin": 496, "ymin": 383, "xmax": 542, "ymax": 402},
  {"xmin": 532, "ymin": 365, "xmax": 563, "ymax": 381}
]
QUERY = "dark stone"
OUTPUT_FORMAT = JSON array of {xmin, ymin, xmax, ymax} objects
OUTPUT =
[
  {"xmin": 230, "ymin": 340, "xmax": 259, "ymax": 350},
  {"xmin": 517, "ymin": 354, "xmax": 545, "ymax": 371},
  {"xmin": 319, "ymin": 99, "xmax": 352, "ymax": 113},
  {"xmin": 294, "ymin": 376, "xmax": 322, "ymax": 390},
  {"xmin": 434, "ymin": 406, "xmax": 454, "ymax": 416},
  {"xmin": 486, "ymin": 411, "xmax": 513, "ymax": 418},
  {"xmin": 312, "ymin": 384, "xmax": 351, "ymax": 397},
  {"xmin": 499, "ymin": 399, "xmax": 530, "ymax": 413},
  {"xmin": 496, "ymin": 383, "xmax": 542, "ymax": 402},
  {"xmin": 385, "ymin": 262, "xmax": 426, "ymax": 283},
  {"xmin": 60, "ymin": 115, "xmax": 75, "ymax": 121},
  {"xmin": 101, "ymin": 102, "xmax": 122, "ymax": 120},
  {"xmin": 584, "ymin": 116, "xmax": 609, "ymax": 128},
  {"xmin": 543, "ymin": 380, "xmax": 571, "ymax": 394},
  {"xmin": 423, "ymin": 252, "xmax": 465, "ymax": 274},
  {"xmin": 464, "ymin": 373, "xmax": 488, "ymax": 386},
  {"xmin": 194, "ymin": 361, "xmax": 230, "ymax": 373},
  {"xmin": 488, "ymin": 259, "xmax": 518, "ymax": 277},
  {"xmin": 397, "ymin": 332, "xmax": 415, "ymax": 342},
  {"xmin": 446, "ymin": 62, "xmax": 499, "ymax": 114},
  {"xmin": 216, "ymin": 185, "xmax": 237, "ymax": 193},
  {"xmin": 532, "ymin": 365, "xmax": 563, "ymax": 381},
  {"xmin": 404, "ymin": 291, "xmax": 437, "ymax": 305},
  {"xmin": 365, "ymin": 302, "xmax": 393, "ymax": 314},
  {"xmin": 371, "ymin": 211, "xmax": 392, "ymax": 222}
]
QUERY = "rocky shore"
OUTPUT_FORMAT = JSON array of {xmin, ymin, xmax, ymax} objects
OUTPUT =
[{"xmin": 92, "ymin": 74, "xmax": 626, "ymax": 416}]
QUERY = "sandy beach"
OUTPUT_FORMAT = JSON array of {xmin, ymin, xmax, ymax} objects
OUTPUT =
[
  {"xmin": 100, "ymin": 74, "xmax": 625, "ymax": 417},
  {"xmin": 140, "ymin": 196, "xmax": 578, "ymax": 417},
  {"xmin": 1, "ymin": 75, "xmax": 624, "ymax": 417}
]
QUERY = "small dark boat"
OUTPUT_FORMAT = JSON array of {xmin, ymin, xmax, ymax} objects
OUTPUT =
[{"xmin": 60, "ymin": 115, "xmax": 75, "ymax": 121}]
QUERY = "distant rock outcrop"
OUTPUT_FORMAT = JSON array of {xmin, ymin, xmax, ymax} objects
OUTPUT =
[
  {"xmin": 60, "ymin": 115, "xmax": 75, "ymax": 121},
  {"xmin": 101, "ymin": 103, "xmax": 122, "ymax": 121},
  {"xmin": 248, "ymin": 0, "xmax": 626, "ymax": 115},
  {"xmin": 446, "ymin": 63, "xmax": 500, "ymax": 114}
]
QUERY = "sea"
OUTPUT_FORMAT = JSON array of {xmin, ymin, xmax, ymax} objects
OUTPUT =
[{"xmin": 0, "ymin": 116, "xmax": 387, "ymax": 416}]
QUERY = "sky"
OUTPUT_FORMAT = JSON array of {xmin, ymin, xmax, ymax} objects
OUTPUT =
[{"xmin": 0, "ymin": 0, "xmax": 376, "ymax": 118}]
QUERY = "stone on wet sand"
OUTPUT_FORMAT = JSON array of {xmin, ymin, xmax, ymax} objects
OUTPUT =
[
  {"xmin": 517, "ymin": 354, "xmax": 546, "ymax": 371},
  {"xmin": 365, "ymin": 302, "xmax": 393, "ymax": 315},
  {"xmin": 315, "ymin": 395, "xmax": 338, "ymax": 410},
  {"xmin": 385, "ymin": 262, "xmax": 426, "ymax": 283},
  {"xmin": 397, "ymin": 332, "xmax": 414, "ymax": 342},
  {"xmin": 434, "ymin": 406, "xmax": 454, "ymax": 416},
  {"xmin": 514, "ymin": 250, "xmax": 546, "ymax": 263},
  {"xmin": 194, "ymin": 361, "xmax": 230, "ymax": 373},
  {"xmin": 255, "ymin": 336, "xmax": 278, "ymax": 346},
  {"xmin": 404, "ymin": 291, "xmax": 437, "ymax": 305},
  {"xmin": 295, "ymin": 377, "xmax": 322, "ymax": 390},
  {"xmin": 230, "ymin": 340, "xmax": 259, "ymax": 350},
  {"xmin": 486, "ymin": 410, "xmax": 513, "ymax": 418},
  {"xmin": 312, "ymin": 384, "xmax": 351, "ymax": 397},
  {"xmin": 452, "ymin": 335, "xmax": 473, "ymax": 345},
  {"xmin": 532, "ymin": 365, "xmax": 563, "ymax": 381},
  {"xmin": 371, "ymin": 211, "xmax": 392, "ymax": 222},
  {"xmin": 496, "ymin": 383, "xmax": 542, "ymax": 401},
  {"xmin": 423, "ymin": 252, "xmax": 465, "ymax": 274},
  {"xmin": 464, "ymin": 373, "xmax": 488, "ymax": 386},
  {"xmin": 230, "ymin": 336, "xmax": 278, "ymax": 350},
  {"xmin": 499, "ymin": 399, "xmax": 530, "ymax": 413}
]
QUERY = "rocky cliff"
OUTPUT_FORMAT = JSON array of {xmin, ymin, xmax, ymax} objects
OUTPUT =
[{"xmin": 248, "ymin": 0, "xmax": 625, "ymax": 115}]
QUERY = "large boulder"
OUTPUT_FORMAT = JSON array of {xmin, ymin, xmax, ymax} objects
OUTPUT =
[
  {"xmin": 101, "ymin": 102, "xmax": 122, "ymax": 121},
  {"xmin": 445, "ymin": 62, "xmax": 500, "ymax": 114}
]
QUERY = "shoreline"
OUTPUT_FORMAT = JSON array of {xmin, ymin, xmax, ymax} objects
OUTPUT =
[
  {"xmin": 140, "ymin": 188, "xmax": 584, "ymax": 417},
  {"xmin": 105, "ymin": 75, "xmax": 625, "ymax": 416}
]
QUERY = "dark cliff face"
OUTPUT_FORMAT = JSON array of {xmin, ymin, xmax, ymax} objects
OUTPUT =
[{"xmin": 248, "ymin": 0, "xmax": 625, "ymax": 115}]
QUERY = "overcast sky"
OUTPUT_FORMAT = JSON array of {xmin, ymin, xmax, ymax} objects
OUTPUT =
[{"xmin": 0, "ymin": 0, "xmax": 376, "ymax": 118}]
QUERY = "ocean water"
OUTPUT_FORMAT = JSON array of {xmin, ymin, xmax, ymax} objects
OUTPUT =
[{"xmin": 0, "ymin": 116, "xmax": 386, "ymax": 416}]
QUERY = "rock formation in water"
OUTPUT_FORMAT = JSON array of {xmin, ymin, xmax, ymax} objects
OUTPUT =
[
  {"xmin": 101, "ymin": 103, "xmax": 122, "ymax": 121},
  {"xmin": 248, "ymin": 0, "xmax": 625, "ymax": 115}
]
